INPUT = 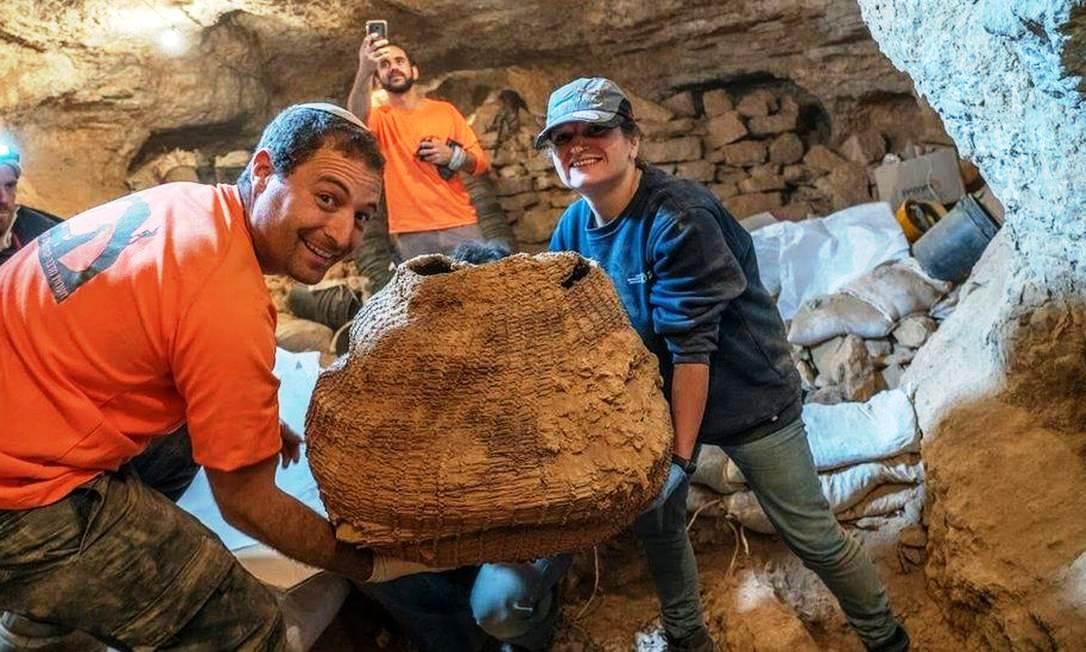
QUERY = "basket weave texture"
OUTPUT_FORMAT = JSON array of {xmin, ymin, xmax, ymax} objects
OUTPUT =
[{"xmin": 306, "ymin": 252, "xmax": 673, "ymax": 565}]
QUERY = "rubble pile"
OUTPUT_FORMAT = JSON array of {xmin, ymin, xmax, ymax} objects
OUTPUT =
[{"xmin": 789, "ymin": 260, "xmax": 957, "ymax": 404}]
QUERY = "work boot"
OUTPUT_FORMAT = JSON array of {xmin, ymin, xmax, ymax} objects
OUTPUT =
[
  {"xmin": 0, "ymin": 613, "xmax": 105, "ymax": 652},
  {"xmin": 867, "ymin": 624, "xmax": 910, "ymax": 652},
  {"xmin": 667, "ymin": 626, "xmax": 718, "ymax": 652},
  {"xmin": 287, "ymin": 285, "xmax": 361, "ymax": 332}
]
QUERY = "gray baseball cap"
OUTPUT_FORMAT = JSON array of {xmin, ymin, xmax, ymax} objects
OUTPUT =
[{"xmin": 534, "ymin": 77, "xmax": 634, "ymax": 149}]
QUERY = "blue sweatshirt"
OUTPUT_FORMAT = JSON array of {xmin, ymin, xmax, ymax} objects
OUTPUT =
[{"xmin": 550, "ymin": 165, "xmax": 800, "ymax": 445}]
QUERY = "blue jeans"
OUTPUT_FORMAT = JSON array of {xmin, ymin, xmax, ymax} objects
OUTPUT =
[
  {"xmin": 361, "ymin": 554, "xmax": 572, "ymax": 652},
  {"xmin": 722, "ymin": 417, "xmax": 900, "ymax": 647}
]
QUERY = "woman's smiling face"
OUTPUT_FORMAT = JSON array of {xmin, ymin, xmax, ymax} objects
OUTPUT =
[{"xmin": 547, "ymin": 122, "xmax": 639, "ymax": 197}]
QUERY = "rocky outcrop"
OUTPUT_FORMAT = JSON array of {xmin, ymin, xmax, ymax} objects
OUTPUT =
[
  {"xmin": 859, "ymin": 1, "xmax": 1086, "ymax": 648},
  {"xmin": 0, "ymin": 0, "xmax": 947, "ymax": 217}
]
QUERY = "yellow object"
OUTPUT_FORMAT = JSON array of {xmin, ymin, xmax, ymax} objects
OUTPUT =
[{"xmin": 895, "ymin": 200, "xmax": 947, "ymax": 243}]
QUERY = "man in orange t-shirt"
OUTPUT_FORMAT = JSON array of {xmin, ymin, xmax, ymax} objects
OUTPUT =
[
  {"xmin": 348, "ymin": 36, "xmax": 490, "ymax": 261},
  {"xmin": 0, "ymin": 103, "xmax": 431, "ymax": 650}
]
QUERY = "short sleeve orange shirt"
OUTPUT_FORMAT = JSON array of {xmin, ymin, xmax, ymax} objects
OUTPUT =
[
  {"xmin": 0, "ymin": 183, "xmax": 282, "ymax": 509},
  {"xmin": 368, "ymin": 99, "xmax": 489, "ymax": 234}
]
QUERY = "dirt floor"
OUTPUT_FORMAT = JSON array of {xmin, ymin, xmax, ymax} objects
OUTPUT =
[{"xmin": 314, "ymin": 499, "xmax": 968, "ymax": 651}]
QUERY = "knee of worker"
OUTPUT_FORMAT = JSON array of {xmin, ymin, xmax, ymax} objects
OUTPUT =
[
  {"xmin": 470, "ymin": 565, "xmax": 551, "ymax": 641},
  {"xmin": 780, "ymin": 517, "xmax": 864, "ymax": 570}
]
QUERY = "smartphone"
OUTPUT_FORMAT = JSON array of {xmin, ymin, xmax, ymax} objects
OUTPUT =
[{"xmin": 365, "ymin": 20, "xmax": 388, "ymax": 41}]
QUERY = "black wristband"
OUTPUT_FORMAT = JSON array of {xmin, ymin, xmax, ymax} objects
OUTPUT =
[{"xmin": 672, "ymin": 453, "xmax": 696, "ymax": 475}]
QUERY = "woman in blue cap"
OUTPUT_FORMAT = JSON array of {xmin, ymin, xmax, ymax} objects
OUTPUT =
[{"xmin": 540, "ymin": 77, "xmax": 910, "ymax": 652}]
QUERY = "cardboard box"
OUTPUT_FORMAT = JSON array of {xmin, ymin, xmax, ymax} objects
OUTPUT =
[{"xmin": 874, "ymin": 148, "xmax": 966, "ymax": 208}]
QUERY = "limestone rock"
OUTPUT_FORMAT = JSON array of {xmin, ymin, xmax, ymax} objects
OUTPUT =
[
  {"xmin": 640, "ymin": 117, "xmax": 703, "ymax": 139},
  {"xmin": 640, "ymin": 137, "xmax": 703, "ymax": 163},
  {"xmin": 828, "ymin": 162, "xmax": 873, "ymax": 209},
  {"xmin": 739, "ymin": 167, "xmax": 786, "ymax": 193},
  {"xmin": 803, "ymin": 145, "xmax": 848, "ymax": 173},
  {"xmin": 892, "ymin": 314, "xmax": 937, "ymax": 347},
  {"xmin": 499, "ymin": 193, "xmax": 539, "ymax": 212},
  {"xmin": 726, "ymin": 192, "xmax": 783, "ymax": 218},
  {"xmin": 769, "ymin": 132, "xmax": 805, "ymax": 164},
  {"xmin": 773, "ymin": 201, "xmax": 814, "ymax": 221},
  {"xmin": 721, "ymin": 140, "xmax": 768, "ymax": 167},
  {"xmin": 747, "ymin": 111, "xmax": 799, "ymax": 136},
  {"xmin": 708, "ymin": 183, "xmax": 739, "ymax": 201},
  {"xmin": 661, "ymin": 91, "xmax": 697, "ymax": 117},
  {"xmin": 704, "ymin": 111, "xmax": 749, "ymax": 149},
  {"xmin": 736, "ymin": 90, "xmax": 777, "ymax": 118},
  {"xmin": 811, "ymin": 334, "xmax": 884, "ymax": 401},
  {"xmin": 841, "ymin": 129, "xmax": 887, "ymax": 164},
  {"xmin": 880, "ymin": 361, "xmax": 906, "ymax": 389},
  {"xmin": 675, "ymin": 160, "xmax": 716, "ymax": 183},
  {"xmin": 782, "ymin": 164, "xmax": 817, "ymax": 183},
  {"xmin": 533, "ymin": 174, "xmax": 559, "ymax": 191},
  {"xmin": 865, "ymin": 338, "xmax": 893, "ymax": 358},
  {"xmin": 702, "ymin": 89, "xmax": 735, "ymax": 117},
  {"xmin": 716, "ymin": 167, "xmax": 747, "ymax": 185},
  {"xmin": 627, "ymin": 92, "xmax": 674, "ymax": 123}
]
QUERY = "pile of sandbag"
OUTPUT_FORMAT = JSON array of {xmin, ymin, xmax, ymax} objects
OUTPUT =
[
  {"xmin": 786, "ymin": 258, "xmax": 956, "ymax": 403},
  {"xmin": 306, "ymin": 252, "xmax": 673, "ymax": 566},
  {"xmin": 688, "ymin": 389, "xmax": 923, "ymax": 533}
]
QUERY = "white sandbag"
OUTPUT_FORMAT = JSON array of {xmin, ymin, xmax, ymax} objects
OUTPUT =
[
  {"xmin": 750, "ymin": 202, "xmax": 910, "ymax": 319},
  {"xmin": 788, "ymin": 293, "xmax": 894, "ymax": 345},
  {"xmin": 818, "ymin": 456, "xmax": 923, "ymax": 512},
  {"xmin": 841, "ymin": 258, "xmax": 952, "ymax": 324},
  {"xmin": 691, "ymin": 445, "xmax": 746, "ymax": 494},
  {"xmin": 787, "ymin": 258, "xmax": 951, "ymax": 346},
  {"xmin": 276, "ymin": 316, "xmax": 333, "ymax": 353},
  {"xmin": 691, "ymin": 390, "xmax": 918, "ymax": 491},
  {"xmin": 837, "ymin": 484, "xmax": 923, "ymax": 522},
  {"xmin": 803, "ymin": 389, "xmax": 919, "ymax": 471},
  {"xmin": 709, "ymin": 458, "xmax": 924, "ymax": 534}
]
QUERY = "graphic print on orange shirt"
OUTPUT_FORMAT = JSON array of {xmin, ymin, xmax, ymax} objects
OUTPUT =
[{"xmin": 38, "ymin": 196, "xmax": 158, "ymax": 303}]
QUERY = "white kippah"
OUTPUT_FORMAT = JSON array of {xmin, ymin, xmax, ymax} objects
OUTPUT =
[{"xmin": 294, "ymin": 102, "xmax": 369, "ymax": 131}]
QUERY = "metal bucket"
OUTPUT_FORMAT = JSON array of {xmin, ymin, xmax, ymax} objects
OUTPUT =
[{"xmin": 912, "ymin": 194, "xmax": 999, "ymax": 283}]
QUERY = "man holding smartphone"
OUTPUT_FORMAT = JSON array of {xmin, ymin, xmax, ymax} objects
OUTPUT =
[{"xmin": 347, "ymin": 28, "xmax": 491, "ymax": 262}]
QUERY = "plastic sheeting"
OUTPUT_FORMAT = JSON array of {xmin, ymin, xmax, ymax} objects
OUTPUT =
[{"xmin": 751, "ymin": 202, "xmax": 910, "ymax": 319}]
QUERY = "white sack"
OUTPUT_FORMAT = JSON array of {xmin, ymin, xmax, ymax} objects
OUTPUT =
[
  {"xmin": 803, "ymin": 389, "xmax": 919, "ymax": 471},
  {"xmin": 788, "ymin": 293, "xmax": 894, "ymax": 345},
  {"xmin": 788, "ymin": 258, "xmax": 951, "ymax": 345},
  {"xmin": 703, "ymin": 459, "xmax": 924, "ymax": 534},
  {"xmin": 750, "ymin": 202, "xmax": 909, "ymax": 319}
]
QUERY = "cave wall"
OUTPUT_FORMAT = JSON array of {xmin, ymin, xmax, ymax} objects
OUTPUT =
[
  {"xmin": 0, "ymin": 0, "xmax": 948, "ymax": 217},
  {"xmin": 858, "ymin": 1, "xmax": 1086, "ymax": 648}
]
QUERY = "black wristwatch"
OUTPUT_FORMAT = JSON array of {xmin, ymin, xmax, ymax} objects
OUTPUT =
[{"xmin": 672, "ymin": 453, "xmax": 697, "ymax": 476}]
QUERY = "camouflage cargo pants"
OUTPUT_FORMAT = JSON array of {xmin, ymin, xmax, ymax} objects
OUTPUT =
[{"xmin": 0, "ymin": 428, "xmax": 286, "ymax": 651}]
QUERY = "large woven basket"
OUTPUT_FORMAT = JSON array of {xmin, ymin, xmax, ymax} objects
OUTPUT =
[{"xmin": 306, "ymin": 252, "xmax": 672, "ymax": 565}]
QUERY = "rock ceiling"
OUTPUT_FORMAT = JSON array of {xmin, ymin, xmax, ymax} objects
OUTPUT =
[{"xmin": 0, "ymin": 0, "xmax": 927, "ymax": 214}]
